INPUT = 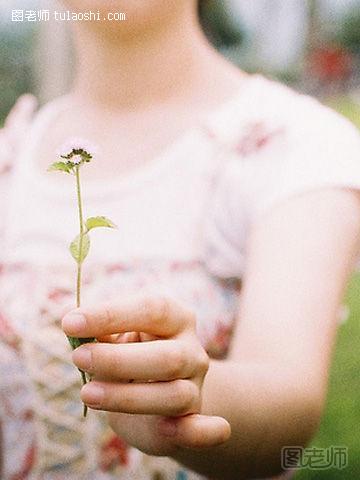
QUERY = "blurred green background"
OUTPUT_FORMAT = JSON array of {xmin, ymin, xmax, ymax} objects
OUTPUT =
[
  {"xmin": 0, "ymin": 1, "xmax": 359, "ymax": 478},
  {"xmin": 295, "ymin": 272, "xmax": 360, "ymax": 479}
]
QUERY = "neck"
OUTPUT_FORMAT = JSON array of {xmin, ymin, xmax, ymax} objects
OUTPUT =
[{"xmin": 71, "ymin": 8, "xmax": 213, "ymax": 110}]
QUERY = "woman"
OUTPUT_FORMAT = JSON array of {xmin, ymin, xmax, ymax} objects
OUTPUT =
[{"xmin": 1, "ymin": 1, "xmax": 360, "ymax": 479}]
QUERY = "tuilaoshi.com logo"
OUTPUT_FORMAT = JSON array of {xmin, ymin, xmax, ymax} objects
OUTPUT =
[{"xmin": 11, "ymin": 9, "xmax": 126, "ymax": 23}]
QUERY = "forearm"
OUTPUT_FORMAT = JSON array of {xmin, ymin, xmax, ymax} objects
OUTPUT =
[{"xmin": 171, "ymin": 359, "xmax": 324, "ymax": 480}]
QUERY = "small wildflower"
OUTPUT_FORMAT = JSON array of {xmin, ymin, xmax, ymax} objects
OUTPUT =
[
  {"xmin": 48, "ymin": 141, "xmax": 117, "ymax": 417},
  {"xmin": 48, "ymin": 138, "xmax": 98, "ymax": 174},
  {"xmin": 60, "ymin": 148, "xmax": 92, "ymax": 164},
  {"xmin": 71, "ymin": 154, "xmax": 83, "ymax": 165},
  {"xmin": 57, "ymin": 136, "xmax": 98, "ymax": 158}
]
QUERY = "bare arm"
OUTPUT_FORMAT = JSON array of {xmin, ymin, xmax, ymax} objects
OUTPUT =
[
  {"xmin": 172, "ymin": 188, "xmax": 360, "ymax": 479},
  {"xmin": 63, "ymin": 187, "xmax": 360, "ymax": 479}
]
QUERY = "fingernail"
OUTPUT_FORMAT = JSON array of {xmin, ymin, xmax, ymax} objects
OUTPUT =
[
  {"xmin": 158, "ymin": 418, "xmax": 178, "ymax": 437},
  {"xmin": 62, "ymin": 312, "xmax": 87, "ymax": 334},
  {"xmin": 72, "ymin": 347, "xmax": 92, "ymax": 371},
  {"xmin": 82, "ymin": 383, "xmax": 104, "ymax": 407}
]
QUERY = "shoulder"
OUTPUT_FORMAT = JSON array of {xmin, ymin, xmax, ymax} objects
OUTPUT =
[
  {"xmin": 211, "ymin": 74, "xmax": 360, "ymax": 188},
  {"xmin": 210, "ymin": 73, "xmax": 360, "ymax": 155},
  {"xmin": 259, "ymin": 76, "xmax": 360, "ymax": 147},
  {"xmin": 0, "ymin": 95, "xmax": 68, "ymax": 202},
  {"xmin": 15, "ymin": 95, "xmax": 72, "ymax": 173},
  {"xmin": 0, "ymin": 95, "xmax": 68, "ymax": 173},
  {"xmin": 28, "ymin": 94, "xmax": 70, "ymax": 131},
  {"xmin": 202, "ymin": 76, "xmax": 360, "ymax": 279}
]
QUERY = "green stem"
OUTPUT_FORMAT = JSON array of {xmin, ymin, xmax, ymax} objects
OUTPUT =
[
  {"xmin": 75, "ymin": 165, "xmax": 83, "ymax": 309},
  {"xmin": 75, "ymin": 164, "xmax": 88, "ymax": 417}
]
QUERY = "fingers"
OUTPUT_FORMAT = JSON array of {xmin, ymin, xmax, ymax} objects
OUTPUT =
[
  {"xmin": 62, "ymin": 295, "xmax": 196, "ymax": 339},
  {"xmin": 58, "ymin": 305, "xmax": 141, "ymax": 344},
  {"xmin": 81, "ymin": 379, "xmax": 200, "ymax": 416},
  {"xmin": 95, "ymin": 332, "xmax": 158, "ymax": 344},
  {"xmin": 158, "ymin": 414, "xmax": 231, "ymax": 449},
  {"xmin": 72, "ymin": 339, "xmax": 206, "ymax": 382},
  {"xmin": 95, "ymin": 331, "xmax": 141, "ymax": 344}
]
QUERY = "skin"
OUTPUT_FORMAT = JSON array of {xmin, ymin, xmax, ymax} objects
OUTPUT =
[
  {"xmin": 2, "ymin": 1, "xmax": 360, "ymax": 478},
  {"xmin": 34, "ymin": 0, "xmax": 247, "ymax": 182},
  {"xmin": 61, "ymin": 188, "xmax": 360, "ymax": 479}
]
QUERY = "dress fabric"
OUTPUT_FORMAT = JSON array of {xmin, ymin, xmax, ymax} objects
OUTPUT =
[{"xmin": 0, "ymin": 74, "xmax": 360, "ymax": 480}]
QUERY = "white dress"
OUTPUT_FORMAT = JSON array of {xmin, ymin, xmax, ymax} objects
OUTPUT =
[{"xmin": 0, "ymin": 73, "xmax": 360, "ymax": 480}]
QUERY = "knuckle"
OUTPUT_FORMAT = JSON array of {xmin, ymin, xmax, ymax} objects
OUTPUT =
[
  {"xmin": 139, "ymin": 296, "xmax": 159, "ymax": 323},
  {"xmin": 84, "ymin": 304, "xmax": 109, "ymax": 331},
  {"xmin": 139, "ymin": 295, "xmax": 156, "ymax": 314},
  {"xmin": 119, "ymin": 396, "xmax": 133, "ymax": 413},
  {"xmin": 103, "ymin": 304, "xmax": 115, "ymax": 327},
  {"xmin": 197, "ymin": 349, "xmax": 210, "ymax": 376},
  {"xmin": 170, "ymin": 380, "xmax": 197, "ymax": 415},
  {"xmin": 90, "ymin": 345, "xmax": 121, "ymax": 379},
  {"xmin": 92, "ymin": 302, "xmax": 118, "ymax": 332},
  {"xmin": 85, "ymin": 347, "xmax": 100, "ymax": 376},
  {"xmin": 84, "ymin": 348, "xmax": 96, "ymax": 375},
  {"xmin": 164, "ymin": 346, "xmax": 187, "ymax": 379},
  {"xmin": 114, "ymin": 387, "xmax": 134, "ymax": 413},
  {"xmin": 140, "ymin": 295, "xmax": 171, "ymax": 327},
  {"xmin": 155, "ymin": 296, "xmax": 172, "ymax": 322}
]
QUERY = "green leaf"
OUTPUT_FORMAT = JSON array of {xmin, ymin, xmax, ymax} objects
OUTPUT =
[
  {"xmin": 67, "ymin": 336, "xmax": 96, "ymax": 350},
  {"xmin": 69, "ymin": 233, "xmax": 90, "ymax": 263},
  {"xmin": 47, "ymin": 161, "xmax": 73, "ymax": 174},
  {"xmin": 85, "ymin": 216, "xmax": 117, "ymax": 231}
]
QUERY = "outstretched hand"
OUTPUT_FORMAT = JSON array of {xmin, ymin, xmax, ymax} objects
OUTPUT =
[{"xmin": 62, "ymin": 296, "xmax": 231, "ymax": 456}]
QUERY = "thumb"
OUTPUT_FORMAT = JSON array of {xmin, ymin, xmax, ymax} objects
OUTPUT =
[{"xmin": 158, "ymin": 414, "xmax": 231, "ymax": 449}]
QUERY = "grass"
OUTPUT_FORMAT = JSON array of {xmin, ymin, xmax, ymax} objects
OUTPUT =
[
  {"xmin": 295, "ymin": 274, "xmax": 360, "ymax": 479},
  {"xmin": 295, "ymin": 97, "xmax": 360, "ymax": 479},
  {"xmin": 326, "ymin": 96, "xmax": 360, "ymax": 129}
]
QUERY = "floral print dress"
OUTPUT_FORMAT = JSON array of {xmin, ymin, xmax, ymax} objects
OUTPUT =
[{"xmin": 1, "ymin": 74, "xmax": 360, "ymax": 480}]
